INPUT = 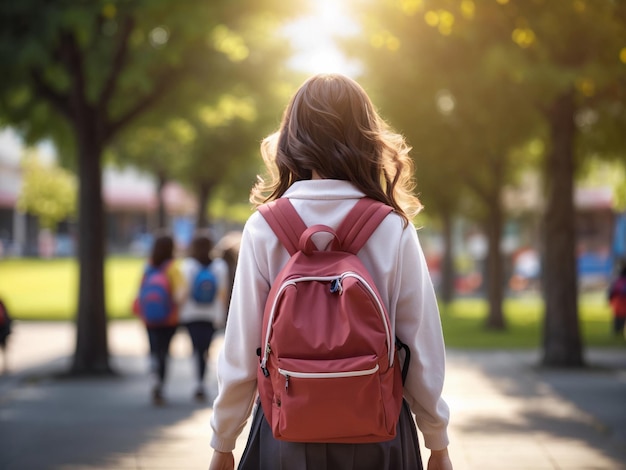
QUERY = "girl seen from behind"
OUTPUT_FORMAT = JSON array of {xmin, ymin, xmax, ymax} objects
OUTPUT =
[
  {"xmin": 209, "ymin": 74, "xmax": 453, "ymax": 470},
  {"xmin": 179, "ymin": 233, "xmax": 229, "ymax": 402},
  {"xmin": 134, "ymin": 232, "xmax": 185, "ymax": 406}
]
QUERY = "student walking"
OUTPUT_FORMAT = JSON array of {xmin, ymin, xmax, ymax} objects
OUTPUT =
[
  {"xmin": 209, "ymin": 74, "xmax": 452, "ymax": 470},
  {"xmin": 608, "ymin": 262, "xmax": 626, "ymax": 337},
  {"xmin": 134, "ymin": 232, "xmax": 185, "ymax": 406},
  {"xmin": 0, "ymin": 297, "xmax": 12, "ymax": 374},
  {"xmin": 179, "ymin": 233, "xmax": 229, "ymax": 402}
]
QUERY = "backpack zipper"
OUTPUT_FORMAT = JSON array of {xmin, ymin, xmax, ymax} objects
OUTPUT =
[
  {"xmin": 278, "ymin": 364, "xmax": 380, "ymax": 391},
  {"xmin": 260, "ymin": 273, "xmax": 394, "ymax": 374},
  {"xmin": 340, "ymin": 272, "xmax": 394, "ymax": 367}
]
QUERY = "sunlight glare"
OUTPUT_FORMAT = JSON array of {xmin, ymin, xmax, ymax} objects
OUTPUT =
[{"xmin": 283, "ymin": 0, "xmax": 362, "ymax": 77}]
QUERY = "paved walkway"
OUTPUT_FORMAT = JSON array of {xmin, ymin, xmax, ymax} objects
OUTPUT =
[{"xmin": 0, "ymin": 321, "xmax": 624, "ymax": 470}]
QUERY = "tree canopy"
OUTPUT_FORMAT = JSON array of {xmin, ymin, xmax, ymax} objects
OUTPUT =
[
  {"xmin": 346, "ymin": 0, "xmax": 626, "ymax": 366},
  {"xmin": 0, "ymin": 0, "xmax": 296, "ymax": 374},
  {"xmin": 18, "ymin": 151, "xmax": 76, "ymax": 230}
]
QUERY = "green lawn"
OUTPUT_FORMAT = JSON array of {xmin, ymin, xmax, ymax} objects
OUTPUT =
[
  {"xmin": 440, "ymin": 292, "xmax": 623, "ymax": 349},
  {"xmin": 0, "ymin": 257, "xmax": 145, "ymax": 320},
  {"xmin": 0, "ymin": 257, "xmax": 623, "ymax": 349}
]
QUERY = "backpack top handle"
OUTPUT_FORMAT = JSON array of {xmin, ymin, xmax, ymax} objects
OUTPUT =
[{"xmin": 259, "ymin": 197, "xmax": 393, "ymax": 256}]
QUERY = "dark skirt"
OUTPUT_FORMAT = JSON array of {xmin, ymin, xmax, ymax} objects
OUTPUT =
[{"xmin": 238, "ymin": 399, "xmax": 423, "ymax": 470}]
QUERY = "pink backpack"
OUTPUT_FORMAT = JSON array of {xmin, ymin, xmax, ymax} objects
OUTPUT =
[
  {"xmin": 610, "ymin": 277, "xmax": 626, "ymax": 317},
  {"xmin": 257, "ymin": 197, "xmax": 405, "ymax": 443}
]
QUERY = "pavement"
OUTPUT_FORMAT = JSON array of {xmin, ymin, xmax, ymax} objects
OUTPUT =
[{"xmin": 0, "ymin": 320, "xmax": 624, "ymax": 470}]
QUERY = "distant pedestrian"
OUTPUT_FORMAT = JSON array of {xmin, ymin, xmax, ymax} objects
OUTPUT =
[
  {"xmin": 133, "ymin": 232, "xmax": 185, "ymax": 406},
  {"xmin": 179, "ymin": 232, "xmax": 229, "ymax": 402},
  {"xmin": 214, "ymin": 231, "xmax": 242, "ymax": 319},
  {"xmin": 0, "ymin": 297, "xmax": 12, "ymax": 374},
  {"xmin": 608, "ymin": 262, "xmax": 626, "ymax": 338}
]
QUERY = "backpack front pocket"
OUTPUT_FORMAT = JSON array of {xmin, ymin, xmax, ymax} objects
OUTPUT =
[{"xmin": 270, "ymin": 355, "xmax": 389, "ymax": 443}]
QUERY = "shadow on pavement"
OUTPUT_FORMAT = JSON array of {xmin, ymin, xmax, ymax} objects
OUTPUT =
[
  {"xmin": 0, "ymin": 354, "xmax": 215, "ymax": 470},
  {"xmin": 448, "ymin": 349, "xmax": 626, "ymax": 468}
]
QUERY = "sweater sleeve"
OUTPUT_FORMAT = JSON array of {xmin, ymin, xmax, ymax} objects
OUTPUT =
[
  {"xmin": 210, "ymin": 215, "xmax": 271, "ymax": 452},
  {"xmin": 394, "ymin": 225, "xmax": 450, "ymax": 451}
]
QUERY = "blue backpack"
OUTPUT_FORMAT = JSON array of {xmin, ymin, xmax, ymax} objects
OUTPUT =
[
  {"xmin": 191, "ymin": 263, "xmax": 218, "ymax": 304},
  {"xmin": 138, "ymin": 265, "xmax": 174, "ymax": 324}
]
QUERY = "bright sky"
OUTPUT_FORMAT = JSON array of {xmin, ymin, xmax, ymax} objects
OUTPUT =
[
  {"xmin": 0, "ymin": 128, "xmax": 55, "ymax": 165},
  {"xmin": 282, "ymin": 0, "xmax": 362, "ymax": 77}
]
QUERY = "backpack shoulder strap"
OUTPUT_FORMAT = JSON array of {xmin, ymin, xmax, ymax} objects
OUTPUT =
[
  {"xmin": 258, "ymin": 198, "xmax": 308, "ymax": 256},
  {"xmin": 336, "ymin": 198, "xmax": 393, "ymax": 254}
]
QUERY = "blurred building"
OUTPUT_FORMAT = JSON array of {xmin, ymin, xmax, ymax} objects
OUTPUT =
[
  {"xmin": 0, "ymin": 129, "xmax": 197, "ymax": 257},
  {"xmin": 424, "ymin": 172, "xmax": 625, "ymax": 295}
]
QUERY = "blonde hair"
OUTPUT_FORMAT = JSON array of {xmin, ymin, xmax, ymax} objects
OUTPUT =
[{"xmin": 250, "ymin": 74, "xmax": 422, "ymax": 224}]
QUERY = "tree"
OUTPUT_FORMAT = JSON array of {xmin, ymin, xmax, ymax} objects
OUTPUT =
[
  {"xmin": 499, "ymin": 0, "xmax": 626, "ymax": 366},
  {"xmin": 346, "ymin": 0, "xmax": 538, "ymax": 327},
  {"xmin": 0, "ymin": 0, "xmax": 293, "ymax": 375},
  {"xmin": 113, "ymin": 14, "xmax": 297, "ymax": 231},
  {"xmin": 179, "ymin": 75, "xmax": 297, "ymax": 229},
  {"xmin": 18, "ymin": 151, "xmax": 77, "ymax": 230},
  {"xmin": 111, "ymin": 118, "xmax": 195, "ymax": 229},
  {"xmin": 349, "ymin": 0, "xmax": 626, "ymax": 365}
]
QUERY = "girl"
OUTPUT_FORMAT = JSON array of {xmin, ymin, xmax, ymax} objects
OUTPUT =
[
  {"xmin": 137, "ymin": 232, "xmax": 184, "ymax": 406},
  {"xmin": 179, "ymin": 233, "xmax": 229, "ymax": 401},
  {"xmin": 209, "ymin": 74, "xmax": 453, "ymax": 470}
]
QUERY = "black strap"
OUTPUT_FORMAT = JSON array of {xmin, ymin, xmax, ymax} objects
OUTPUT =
[{"xmin": 395, "ymin": 336, "xmax": 411, "ymax": 385}]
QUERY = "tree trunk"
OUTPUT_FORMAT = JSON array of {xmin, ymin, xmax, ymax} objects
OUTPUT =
[
  {"xmin": 196, "ymin": 181, "xmax": 213, "ymax": 230},
  {"xmin": 156, "ymin": 172, "xmax": 168, "ymax": 230},
  {"xmin": 439, "ymin": 211, "xmax": 455, "ymax": 303},
  {"xmin": 484, "ymin": 194, "xmax": 506, "ymax": 330},
  {"xmin": 541, "ymin": 90, "xmax": 584, "ymax": 367},
  {"xmin": 71, "ymin": 116, "xmax": 111, "ymax": 375}
]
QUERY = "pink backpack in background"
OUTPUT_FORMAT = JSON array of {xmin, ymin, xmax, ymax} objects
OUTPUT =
[
  {"xmin": 610, "ymin": 277, "xmax": 626, "ymax": 316},
  {"xmin": 257, "ymin": 197, "xmax": 405, "ymax": 443}
]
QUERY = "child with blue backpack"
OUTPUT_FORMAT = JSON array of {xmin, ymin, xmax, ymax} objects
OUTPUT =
[
  {"xmin": 134, "ymin": 232, "xmax": 185, "ymax": 406},
  {"xmin": 179, "ymin": 233, "xmax": 229, "ymax": 402}
]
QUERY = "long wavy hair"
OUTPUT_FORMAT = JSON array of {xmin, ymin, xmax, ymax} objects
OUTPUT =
[
  {"xmin": 188, "ymin": 232, "xmax": 214, "ymax": 266},
  {"xmin": 150, "ymin": 232, "xmax": 174, "ymax": 268},
  {"xmin": 250, "ymin": 73, "xmax": 422, "ymax": 224}
]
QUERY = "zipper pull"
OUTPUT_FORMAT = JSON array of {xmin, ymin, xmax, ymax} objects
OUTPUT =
[
  {"xmin": 330, "ymin": 278, "xmax": 343, "ymax": 294},
  {"xmin": 260, "ymin": 344, "xmax": 272, "ymax": 377},
  {"xmin": 285, "ymin": 374, "xmax": 290, "ymax": 390}
]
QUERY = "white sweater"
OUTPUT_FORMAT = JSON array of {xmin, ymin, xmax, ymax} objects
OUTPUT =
[
  {"xmin": 210, "ymin": 180, "xmax": 450, "ymax": 452},
  {"xmin": 178, "ymin": 257, "xmax": 229, "ymax": 327}
]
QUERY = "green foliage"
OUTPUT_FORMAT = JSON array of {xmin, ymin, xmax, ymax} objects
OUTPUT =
[
  {"xmin": 17, "ymin": 151, "xmax": 76, "ymax": 229},
  {"xmin": 108, "ymin": 9, "xmax": 300, "ymax": 221},
  {"xmin": 0, "ymin": 0, "xmax": 297, "ymax": 151},
  {"xmin": 347, "ymin": 0, "xmax": 626, "ymax": 212},
  {"xmin": 578, "ymin": 158, "xmax": 626, "ymax": 211},
  {"xmin": 210, "ymin": 198, "xmax": 254, "ymax": 225}
]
